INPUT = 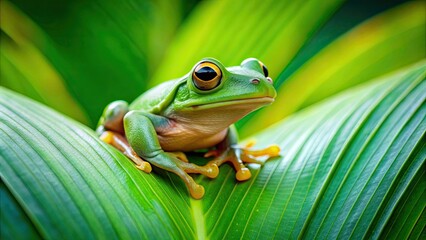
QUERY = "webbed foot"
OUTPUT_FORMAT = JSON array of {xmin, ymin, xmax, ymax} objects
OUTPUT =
[
  {"xmin": 148, "ymin": 152, "xmax": 219, "ymax": 199},
  {"xmin": 205, "ymin": 140, "xmax": 280, "ymax": 181},
  {"xmin": 167, "ymin": 152, "xmax": 219, "ymax": 178}
]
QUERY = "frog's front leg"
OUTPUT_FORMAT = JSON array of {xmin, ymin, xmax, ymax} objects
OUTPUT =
[
  {"xmin": 97, "ymin": 100, "xmax": 152, "ymax": 173},
  {"xmin": 124, "ymin": 111, "xmax": 219, "ymax": 199},
  {"xmin": 206, "ymin": 125, "xmax": 280, "ymax": 181}
]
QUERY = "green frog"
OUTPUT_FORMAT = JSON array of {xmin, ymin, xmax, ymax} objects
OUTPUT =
[{"xmin": 97, "ymin": 58, "xmax": 280, "ymax": 199}]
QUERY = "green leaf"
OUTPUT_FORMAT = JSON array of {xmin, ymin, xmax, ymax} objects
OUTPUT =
[
  {"xmin": 149, "ymin": 0, "xmax": 344, "ymax": 86},
  {"xmin": 0, "ymin": 89, "xmax": 196, "ymax": 238},
  {"xmin": 1, "ymin": 0, "xmax": 193, "ymax": 126},
  {"xmin": 242, "ymin": 1, "xmax": 426, "ymax": 137},
  {"xmin": 2, "ymin": 60, "xmax": 425, "ymax": 238},
  {"xmin": 0, "ymin": 0, "xmax": 89, "ymax": 124},
  {"xmin": 0, "ymin": 181, "xmax": 40, "ymax": 239}
]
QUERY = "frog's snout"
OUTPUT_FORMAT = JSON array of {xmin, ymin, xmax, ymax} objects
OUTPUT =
[
  {"xmin": 247, "ymin": 76, "xmax": 277, "ymax": 99},
  {"xmin": 250, "ymin": 78, "xmax": 260, "ymax": 85},
  {"xmin": 250, "ymin": 77, "xmax": 273, "ymax": 85}
]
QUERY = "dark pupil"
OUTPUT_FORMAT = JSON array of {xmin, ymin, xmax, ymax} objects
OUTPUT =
[
  {"xmin": 262, "ymin": 65, "xmax": 269, "ymax": 77},
  {"xmin": 195, "ymin": 67, "xmax": 217, "ymax": 81}
]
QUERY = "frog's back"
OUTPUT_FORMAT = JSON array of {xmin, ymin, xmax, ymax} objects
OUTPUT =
[{"xmin": 129, "ymin": 80, "xmax": 179, "ymax": 113}]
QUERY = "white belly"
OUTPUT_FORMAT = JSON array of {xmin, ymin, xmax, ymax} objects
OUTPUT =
[
  {"xmin": 156, "ymin": 97, "xmax": 271, "ymax": 152},
  {"xmin": 157, "ymin": 127, "xmax": 228, "ymax": 152}
]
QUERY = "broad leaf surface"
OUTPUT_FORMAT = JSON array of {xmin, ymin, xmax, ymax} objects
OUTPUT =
[
  {"xmin": 241, "ymin": 1, "xmax": 426, "ymax": 137},
  {"xmin": 1, "ymin": 0, "xmax": 194, "ymax": 126},
  {"xmin": 0, "ymin": 181, "xmax": 40, "ymax": 239},
  {"xmin": 150, "ymin": 0, "xmax": 344, "ymax": 86},
  {"xmin": 1, "ymin": 62, "xmax": 425, "ymax": 239},
  {"xmin": 0, "ymin": 1, "xmax": 88, "ymax": 124}
]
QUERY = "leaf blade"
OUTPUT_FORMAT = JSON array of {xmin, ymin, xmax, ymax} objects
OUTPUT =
[
  {"xmin": 0, "ymin": 87, "xmax": 195, "ymax": 239},
  {"xmin": 198, "ymin": 61, "xmax": 426, "ymax": 238},
  {"xmin": 0, "ymin": 0, "xmax": 89, "ymax": 124},
  {"xmin": 150, "ymin": 0, "xmax": 344, "ymax": 86},
  {"xmin": 242, "ymin": 1, "xmax": 426, "ymax": 137},
  {"xmin": 1, "ymin": 62, "xmax": 424, "ymax": 238}
]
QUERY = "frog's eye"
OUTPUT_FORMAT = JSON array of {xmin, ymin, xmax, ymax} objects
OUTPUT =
[
  {"xmin": 259, "ymin": 61, "xmax": 269, "ymax": 77},
  {"xmin": 241, "ymin": 58, "xmax": 269, "ymax": 77},
  {"xmin": 192, "ymin": 62, "xmax": 222, "ymax": 90}
]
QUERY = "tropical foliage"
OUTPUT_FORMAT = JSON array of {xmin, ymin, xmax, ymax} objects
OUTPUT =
[{"xmin": 1, "ymin": 0, "xmax": 425, "ymax": 239}]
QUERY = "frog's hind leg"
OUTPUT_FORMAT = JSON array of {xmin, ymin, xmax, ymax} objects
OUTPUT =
[
  {"xmin": 124, "ymin": 110, "xmax": 219, "ymax": 199},
  {"xmin": 168, "ymin": 152, "xmax": 218, "ymax": 178},
  {"xmin": 96, "ymin": 100, "xmax": 129, "ymax": 135},
  {"xmin": 205, "ymin": 147, "xmax": 251, "ymax": 181},
  {"xmin": 169, "ymin": 151, "xmax": 225, "ymax": 176},
  {"xmin": 97, "ymin": 100, "xmax": 152, "ymax": 173},
  {"xmin": 205, "ymin": 126, "xmax": 280, "ymax": 181}
]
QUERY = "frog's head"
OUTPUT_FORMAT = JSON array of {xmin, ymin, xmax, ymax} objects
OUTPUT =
[{"xmin": 169, "ymin": 58, "xmax": 276, "ymax": 123}]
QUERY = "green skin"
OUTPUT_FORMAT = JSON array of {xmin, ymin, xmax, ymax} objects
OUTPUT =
[{"xmin": 97, "ymin": 58, "xmax": 278, "ymax": 199}]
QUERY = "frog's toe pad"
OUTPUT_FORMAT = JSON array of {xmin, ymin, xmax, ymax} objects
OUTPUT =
[
  {"xmin": 190, "ymin": 184, "xmax": 205, "ymax": 200},
  {"xmin": 242, "ymin": 144, "xmax": 281, "ymax": 158},
  {"xmin": 236, "ymin": 167, "xmax": 252, "ymax": 181},
  {"xmin": 99, "ymin": 131, "xmax": 114, "ymax": 144},
  {"xmin": 136, "ymin": 162, "xmax": 152, "ymax": 173},
  {"xmin": 205, "ymin": 164, "xmax": 219, "ymax": 178},
  {"xmin": 266, "ymin": 145, "xmax": 281, "ymax": 157}
]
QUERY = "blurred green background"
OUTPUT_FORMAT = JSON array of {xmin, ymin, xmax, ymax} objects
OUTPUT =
[
  {"xmin": 1, "ymin": 1, "xmax": 425, "ymax": 239},
  {"xmin": 1, "ymin": 0, "xmax": 424, "ymax": 135}
]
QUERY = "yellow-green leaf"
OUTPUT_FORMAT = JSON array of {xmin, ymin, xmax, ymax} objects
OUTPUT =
[
  {"xmin": 1, "ymin": 60, "xmax": 424, "ymax": 239},
  {"xmin": 0, "ymin": 0, "xmax": 88, "ymax": 124},
  {"xmin": 149, "ymin": 0, "xmax": 344, "ymax": 86},
  {"xmin": 242, "ymin": 1, "xmax": 426, "ymax": 137}
]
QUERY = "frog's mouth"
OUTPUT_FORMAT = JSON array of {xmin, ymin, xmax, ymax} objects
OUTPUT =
[{"xmin": 189, "ymin": 97, "xmax": 274, "ymax": 110}]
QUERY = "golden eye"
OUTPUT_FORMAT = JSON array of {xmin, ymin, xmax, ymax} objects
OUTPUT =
[
  {"xmin": 192, "ymin": 62, "xmax": 222, "ymax": 90},
  {"xmin": 259, "ymin": 61, "xmax": 269, "ymax": 77}
]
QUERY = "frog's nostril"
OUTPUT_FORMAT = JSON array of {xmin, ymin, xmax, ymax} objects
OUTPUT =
[
  {"xmin": 266, "ymin": 77, "xmax": 273, "ymax": 84},
  {"xmin": 251, "ymin": 79, "xmax": 260, "ymax": 85}
]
